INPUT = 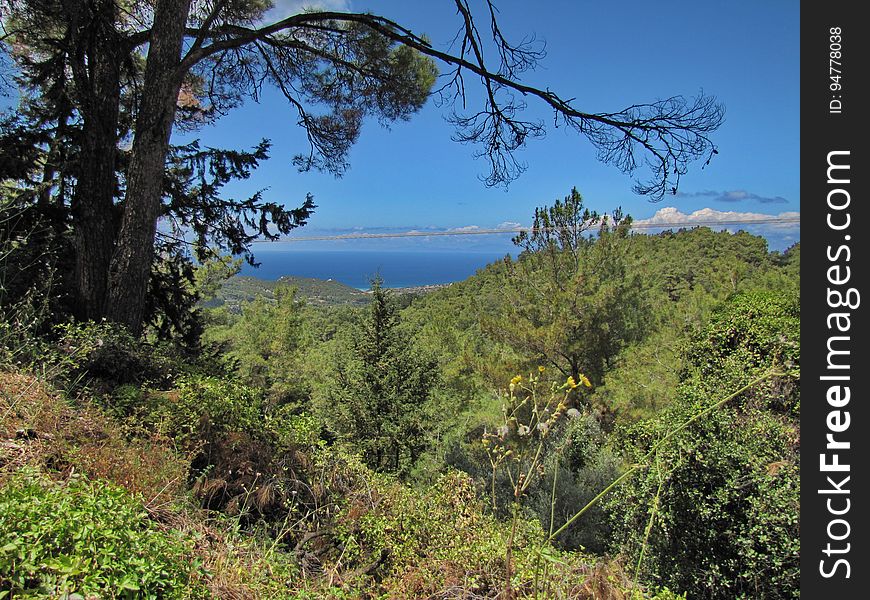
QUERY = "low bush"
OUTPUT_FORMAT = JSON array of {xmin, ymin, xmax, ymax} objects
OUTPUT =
[
  {"xmin": 0, "ymin": 468, "xmax": 208, "ymax": 599},
  {"xmin": 159, "ymin": 375, "xmax": 265, "ymax": 451},
  {"xmin": 306, "ymin": 448, "xmax": 649, "ymax": 599},
  {"xmin": 49, "ymin": 321, "xmax": 178, "ymax": 392},
  {"xmin": 528, "ymin": 413, "xmax": 623, "ymax": 553},
  {"xmin": 608, "ymin": 292, "xmax": 800, "ymax": 599}
]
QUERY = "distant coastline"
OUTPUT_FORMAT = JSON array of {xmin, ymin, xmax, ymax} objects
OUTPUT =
[{"xmin": 207, "ymin": 274, "xmax": 451, "ymax": 312}]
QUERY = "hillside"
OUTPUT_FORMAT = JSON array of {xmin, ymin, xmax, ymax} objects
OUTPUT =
[
  {"xmin": 205, "ymin": 275, "xmax": 450, "ymax": 311},
  {"xmin": 2, "ymin": 221, "xmax": 799, "ymax": 599},
  {"xmin": 205, "ymin": 275, "xmax": 369, "ymax": 310},
  {"xmin": 0, "ymin": 367, "xmax": 643, "ymax": 599}
]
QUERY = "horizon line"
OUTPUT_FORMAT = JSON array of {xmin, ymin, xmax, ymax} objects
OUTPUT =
[{"xmin": 257, "ymin": 216, "xmax": 801, "ymax": 243}]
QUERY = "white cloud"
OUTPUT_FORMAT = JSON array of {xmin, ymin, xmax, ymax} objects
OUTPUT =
[
  {"xmin": 634, "ymin": 207, "xmax": 800, "ymax": 231},
  {"xmin": 633, "ymin": 207, "xmax": 800, "ymax": 251},
  {"xmin": 496, "ymin": 221, "xmax": 523, "ymax": 230},
  {"xmin": 448, "ymin": 225, "xmax": 482, "ymax": 233}
]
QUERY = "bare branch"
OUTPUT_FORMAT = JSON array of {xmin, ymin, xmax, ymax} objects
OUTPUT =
[
  {"xmin": 152, "ymin": 6, "xmax": 722, "ymax": 195},
  {"xmin": 183, "ymin": 0, "xmax": 228, "ymax": 62},
  {"xmin": 5, "ymin": 2, "xmax": 723, "ymax": 198}
]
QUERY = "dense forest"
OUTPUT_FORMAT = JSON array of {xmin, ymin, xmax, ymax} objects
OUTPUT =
[
  {"xmin": 0, "ymin": 1, "xmax": 797, "ymax": 597},
  {"xmin": 3, "ymin": 184, "xmax": 799, "ymax": 598}
]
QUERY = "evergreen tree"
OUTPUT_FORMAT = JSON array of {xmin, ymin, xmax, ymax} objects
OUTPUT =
[
  {"xmin": 485, "ymin": 188, "xmax": 650, "ymax": 389},
  {"xmin": 321, "ymin": 277, "xmax": 438, "ymax": 476}
]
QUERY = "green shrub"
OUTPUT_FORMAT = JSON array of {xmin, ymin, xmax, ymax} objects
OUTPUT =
[
  {"xmin": 155, "ymin": 375, "xmax": 325, "ymax": 520},
  {"xmin": 267, "ymin": 406, "xmax": 323, "ymax": 449},
  {"xmin": 528, "ymin": 413, "xmax": 622, "ymax": 553},
  {"xmin": 325, "ymin": 457, "xmax": 572, "ymax": 598},
  {"xmin": 0, "ymin": 468, "xmax": 207, "ymax": 599},
  {"xmin": 608, "ymin": 291, "xmax": 799, "ymax": 599},
  {"xmin": 439, "ymin": 378, "xmax": 619, "ymax": 555},
  {"xmin": 43, "ymin": 321, "xmax": 179, "ymax": 393},
  {"xmin": 159, "ymin": 375, "xmax": 265, "ymax": 450}
]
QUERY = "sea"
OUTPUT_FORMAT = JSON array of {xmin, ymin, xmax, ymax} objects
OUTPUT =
[{"xmin": 238, "ymin": 247, "xmax": 514, "ymax": 289}]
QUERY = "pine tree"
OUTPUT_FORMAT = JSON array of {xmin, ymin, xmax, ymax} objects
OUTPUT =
[
  {"xmin": 324, "ymin": 277, "xmax": 438, "ymax": 475},
  {"xmin": 485, "ymin": 189, "xmax": 649, "ymax": 388}
]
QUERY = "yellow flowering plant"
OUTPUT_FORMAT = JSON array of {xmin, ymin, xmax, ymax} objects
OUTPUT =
[{"xmin": 482, "ymin": 370, "xmax": 590, "ymax": 597}]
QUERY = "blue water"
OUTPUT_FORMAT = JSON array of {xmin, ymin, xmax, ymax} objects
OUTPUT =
[{"xmin": 239, "ymin": 248, "xmax": 512, "ymax": 289}]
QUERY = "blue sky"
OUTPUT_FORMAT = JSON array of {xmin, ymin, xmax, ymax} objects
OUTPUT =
[{"xmin": 186, "ymin": 1, "xmax": 796, "ymax": 252}]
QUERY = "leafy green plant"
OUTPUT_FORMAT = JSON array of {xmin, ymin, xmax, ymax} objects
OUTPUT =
[
  {"xmin": 159, "ymin": 375, "xmax": 265, "ymax": 449},
  {"xmin": 607, "ymin": 292, "xmax": 800, "ymax": 598},
  {"xmin": 0, "ymin": 468, "xmax": 207, "ymax": 599}
]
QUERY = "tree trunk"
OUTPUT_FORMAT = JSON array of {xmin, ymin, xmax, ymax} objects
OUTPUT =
[
  {"xmin": 72, "ymin": 117, "xmax": 119, "ymax": 320},
  {"xmin": 65, "ymin": 0, "xmax": 122, "ymax": 321},
  {"xmin": 106, "ymin": 0, "xmax": 192, "ymax": 334}
]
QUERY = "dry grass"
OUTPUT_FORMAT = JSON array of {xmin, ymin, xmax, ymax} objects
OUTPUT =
[
  {"xmin": 147, "ymin": 502, "xmax": 301, "ymax": 600},
  {"xmin": 0, "ymin": 370, "xmax": 187, "ymax": 507}
]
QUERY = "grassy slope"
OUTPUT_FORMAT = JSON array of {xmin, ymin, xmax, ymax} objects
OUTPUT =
[
  {"xmin": 206, "ymin": 275, "xmax": 370, "ymax": 310},
  {"xmin": 2, "ymin": 371, "xmax": 663, "ymax": 599}
]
